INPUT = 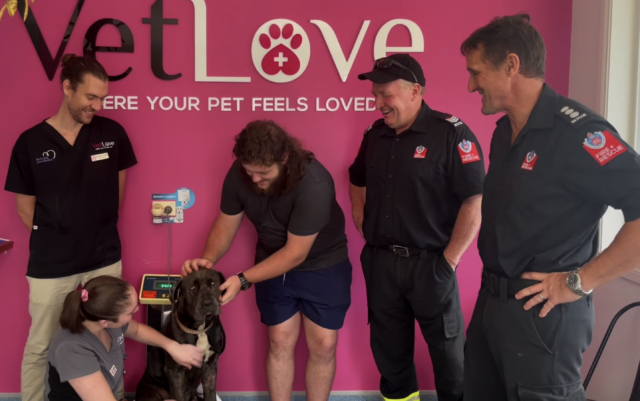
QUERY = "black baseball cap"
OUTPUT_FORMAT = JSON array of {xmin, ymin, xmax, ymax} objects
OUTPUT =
[{"xmin": 357, "ymin": 54, "xmax": 425, "ymax": 86}]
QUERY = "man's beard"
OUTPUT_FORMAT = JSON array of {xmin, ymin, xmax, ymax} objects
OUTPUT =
[
  {"xmin": 243, "ymin": 166, "xmax": 287, "ymax": 196},
  {"xmin": 68, "ymin": 103, "xmax": 93, "ymax": 125}
]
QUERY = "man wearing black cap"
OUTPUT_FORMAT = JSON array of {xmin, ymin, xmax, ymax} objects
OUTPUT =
[{"xmin": 348, "ymin": 54, "xmax": 486, "ymax": 401}]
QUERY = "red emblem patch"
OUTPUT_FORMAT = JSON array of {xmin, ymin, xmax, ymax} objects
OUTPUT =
[
  {"xmin": 457, "ymin": 140, "xmax": 481, "ymax": 164},
  {"xmin": 582, "ymin": 130, "xmax": 627, "ymax": 166},
  {"xmin": 521, "ymin": 151, "xmax": 538, "ymax": 170},
  {"xmin": 414, "ymin": 145, "xmax": 427, "ymax": 158}
]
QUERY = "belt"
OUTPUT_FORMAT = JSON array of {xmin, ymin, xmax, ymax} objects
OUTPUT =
[
  {"xmin": 481, "ymin": 269, "xmax": 540, "ymax": 303},
  {"xmin": 387, "ymin": 245, "xmax": 423, "ymax": 257}
]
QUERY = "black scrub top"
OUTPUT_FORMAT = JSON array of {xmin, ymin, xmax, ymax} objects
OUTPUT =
[
  {"xmin": 349, "ymin": 101, "xmax": 486, "ymax": 250},
  {"xmin": 5, "ymin": 116, "xmax": 137, "ymax": 278},
  {"xmin": 479, "ymin": 84, "xmax": 640, "ymax": 278}
]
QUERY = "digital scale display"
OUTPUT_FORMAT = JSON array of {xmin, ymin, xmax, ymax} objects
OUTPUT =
[
  {"xmin": 153, "ymin": 281, "xmax": 174, "ymax": 289},
  {"xmin": 139, "ymin": 274, "xmax": 181, "ymax": 305}
]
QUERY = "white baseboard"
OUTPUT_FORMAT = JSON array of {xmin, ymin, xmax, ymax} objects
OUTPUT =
[
  {"xmin": 0, "ymin": 390, "xmax": 438, "ymax": 398},
  {"xmin": 213, "ymin": 391, "xmax": 437, "ymax": 396}
]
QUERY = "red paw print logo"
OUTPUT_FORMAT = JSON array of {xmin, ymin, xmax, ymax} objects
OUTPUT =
[{"xmin": 251, "ymin": 19, "xmax": 310, "ymax": 83}]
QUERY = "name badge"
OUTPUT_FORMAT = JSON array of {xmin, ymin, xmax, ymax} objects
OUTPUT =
[{"xmin": 91, "ymin": 153, "xmax": 109, "ymax": 162}]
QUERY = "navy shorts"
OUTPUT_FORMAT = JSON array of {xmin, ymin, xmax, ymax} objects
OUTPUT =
[{"xmin": 255, "ymin": 259, "xmax": 352, "ymax": 330}]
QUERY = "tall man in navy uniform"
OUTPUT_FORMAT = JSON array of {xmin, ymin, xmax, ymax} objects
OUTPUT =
[
  {"xmin": 4, "ymin": 54, "xmax": 137, "ymax": 401},
  {"xmin": 460, "ymin": 13, "xmax": 640, "ymax": 401},
  {"xmin": 349, "ymin": 54, "xmax": 486, "ymax": 401}
]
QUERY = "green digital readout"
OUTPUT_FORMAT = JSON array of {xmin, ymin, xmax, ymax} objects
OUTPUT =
[{"xmin": 153, "ymin": 281, "xmax": 174, "ymax": 290}]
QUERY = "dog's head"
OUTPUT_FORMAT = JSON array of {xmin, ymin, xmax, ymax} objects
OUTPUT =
[{"xmin": 171, "ymin": 268, "xmax": 226, "ymax": 324}]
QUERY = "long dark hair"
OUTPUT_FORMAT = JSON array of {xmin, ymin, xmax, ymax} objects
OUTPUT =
[
  {"xmin": 59, "ymin": 53, "xmax": 108, "ymax": 90},
  {"xmin": 232, "ymin": 120, "xmax": 315, "ymax": 195},
  {"xmin": 59, "ymin": 275, "xmax": 132, "ymax": 334}
]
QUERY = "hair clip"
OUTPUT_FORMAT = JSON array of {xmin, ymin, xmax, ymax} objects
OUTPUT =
[{"xmin": 81, "ymin": 289, "xmax": 89, "ymax": 302}]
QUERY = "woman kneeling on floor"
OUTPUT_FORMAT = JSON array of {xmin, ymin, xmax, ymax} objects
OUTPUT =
[{"xmin": 45, "ymin": 275, "xmax": 204, "ymax": 401}]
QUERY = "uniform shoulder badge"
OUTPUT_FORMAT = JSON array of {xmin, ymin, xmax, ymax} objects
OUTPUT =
[
  {"xmin": 363, "ymin": 118, "xmax": 385, "ymax": 136},
  {"xmin": 556, "ymin": 102, "xmax": 589, "ymax": 127},
  {"xmin": 582, "ymin": 130, "xmax": 627, "ymax": 166},
  {"xmin": 432, "ymin": 110, "xmax": 465, "ymax": 129}
]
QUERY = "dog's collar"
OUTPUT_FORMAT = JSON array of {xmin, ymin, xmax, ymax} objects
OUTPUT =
[{"xmin": 174, "ymin": 314, "xmax": 214, "ymax": 335}]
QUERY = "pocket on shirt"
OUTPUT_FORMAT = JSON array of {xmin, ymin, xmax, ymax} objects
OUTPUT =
[{"xmin": 411, "ymin": 159, "xmax": 447, "ymax": 192}]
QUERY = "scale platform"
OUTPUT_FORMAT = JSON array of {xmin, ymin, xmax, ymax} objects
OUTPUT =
[{"xmin": 139, "ymin": 274, "xmax": 181, "ymax": 305}]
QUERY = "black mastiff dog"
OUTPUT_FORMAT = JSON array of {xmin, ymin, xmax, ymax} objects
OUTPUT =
[{"xmin": 135, "ymin": 269, "xmax": 226, "ymax": 401}]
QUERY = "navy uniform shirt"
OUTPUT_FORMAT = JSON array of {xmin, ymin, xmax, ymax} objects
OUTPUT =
[
  {"xmin": 348, "ymin": 101, "xmax": 486, "ymax": 250},
  {"xmin": 479, "ymin": 84, "xmax": 640, "ymax": 278},
  {"xmin": 4, "ymin": 116, "xmax": 137, "ymax": 279}
]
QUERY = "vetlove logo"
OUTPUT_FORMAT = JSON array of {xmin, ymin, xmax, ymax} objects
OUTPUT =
[
  {"xmin": 11, "ymin": 0, "xmax": 424, "ymax": 85},
  {"xmin": 252, "ymin": 20, "xmax": 310, "ymax": 84}
]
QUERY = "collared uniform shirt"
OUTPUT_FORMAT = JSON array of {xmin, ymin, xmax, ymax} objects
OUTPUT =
[
  {"xmin": 4, "ymin": 116, "xmax": 137, "ymax": 278},
  {"xmin": 349, "ymin": 102, "xmax": 486, "ymax": 250},
  {"xmin": 479, "ymin": 84, "xmax": 640, "ymax": 278}
]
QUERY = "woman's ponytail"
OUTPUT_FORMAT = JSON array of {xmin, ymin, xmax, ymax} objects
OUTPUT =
[{"xmin": 59, "ymin": 290, "xmax": 86, "ymax": 334}]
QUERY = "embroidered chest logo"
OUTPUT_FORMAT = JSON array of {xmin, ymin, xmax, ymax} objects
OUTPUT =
[
  {"xmin": 117, "ymin": 334, "xmax": 124, "ymax": 345},
  {"xmin": 457, "ymin": 140, "xmax": 481, "ymax": 164},
  {"xmin": 583, "ymin": 130, "xmax": 627, "ymax": 166},
  {"xmin": 413, "ymin": 145, "xmax": 427, "ymax": 158},
  {"xmin": 92, "ymin": 141, "xmax": 115, "ymax": 151},
  {"xmin": 36, "ymin": 150, "xmax": 56, "ymax": 164},
  {"xmin": 521, "ymin": 151, "xmax": 538, "ymax": 170},
  {"xmin": 109, "ymin": 365, "xmax": 117, "ymax": 376}
]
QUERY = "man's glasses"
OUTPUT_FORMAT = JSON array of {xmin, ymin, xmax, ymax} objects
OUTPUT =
[{"xmin": 373, "ymin": 58, "xmax": 419, "ymax": 84}]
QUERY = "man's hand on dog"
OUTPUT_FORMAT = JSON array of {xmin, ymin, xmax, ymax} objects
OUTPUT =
[
  {"xmin": 219, "ymin": 275, "xmax": 241, "ymax": 306},
  {"xmin": 166, "ymin": 341, "xmax": 205, "ymax": 369},
  {"xmin": 181, "ymin": 258, "xmax": 213, "ymax": 277}
]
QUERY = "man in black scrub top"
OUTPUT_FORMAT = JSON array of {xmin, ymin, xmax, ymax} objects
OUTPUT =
[
  {"xmin": 460, "ymin": 13, "xmax": 640, "ymax": 401},
  {"xmin": 4, "ymin": 54, "xmax": 137, "ymax": 401}
]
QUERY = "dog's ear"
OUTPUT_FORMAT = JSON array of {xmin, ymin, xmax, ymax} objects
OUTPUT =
[
  {"xmin": 170, "ymin": 279, "xmax": 184, "ymax": 306},
  {"xmin": 217, "ymin": 271, "xmax": 227, "ymax": 296}
]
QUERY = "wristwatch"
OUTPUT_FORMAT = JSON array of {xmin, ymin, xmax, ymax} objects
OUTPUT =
[
  {"xmin": 237, "ymin": 272, "xmax": 252, "ymax": 291},
  {"xmin": 566, "ymin": 269, "xmax": 593, "ymax": 297}
]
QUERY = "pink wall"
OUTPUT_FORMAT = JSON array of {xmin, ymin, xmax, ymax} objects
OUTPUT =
[{"xmin": 0, "ymin": 0, "xmax": 573, "ymax": 393}]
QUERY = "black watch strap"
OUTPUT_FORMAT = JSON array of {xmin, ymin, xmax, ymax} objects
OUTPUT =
[{"xmin": 237, "ymin": 272, "xmax": 252, "ymax": 290}]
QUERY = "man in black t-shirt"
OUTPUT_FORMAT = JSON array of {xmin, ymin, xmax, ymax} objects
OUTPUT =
[
  {"xmin": 182, "ymin": 120, "xmax": 351, "ymax": 401},
  {"xmin": 4, "ymin": 54, "xmax": 137, "ymax": 401}
]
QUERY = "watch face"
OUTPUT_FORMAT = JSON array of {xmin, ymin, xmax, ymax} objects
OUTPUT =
[{"xmin": 567, "ymin": 273, "xmax": 579, "ymax": 289}]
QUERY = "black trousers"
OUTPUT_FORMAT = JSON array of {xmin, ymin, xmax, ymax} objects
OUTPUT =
[
  {"xmin": 464, "ymin": 270, "xmax": 595, "ymax": 401},
  {"xmin": 360, "ymin": 244, "xmax": 464, "ymax": 401}
]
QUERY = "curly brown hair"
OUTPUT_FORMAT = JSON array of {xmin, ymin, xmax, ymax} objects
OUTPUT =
[{"xmin": 232, "ymin": 120, "xmax": 315, "ymax": 195}]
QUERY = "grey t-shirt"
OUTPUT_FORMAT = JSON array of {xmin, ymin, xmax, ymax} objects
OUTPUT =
[{"xmin": 44, "ymin": 323, "xmax": 128, "ymax": 401}]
